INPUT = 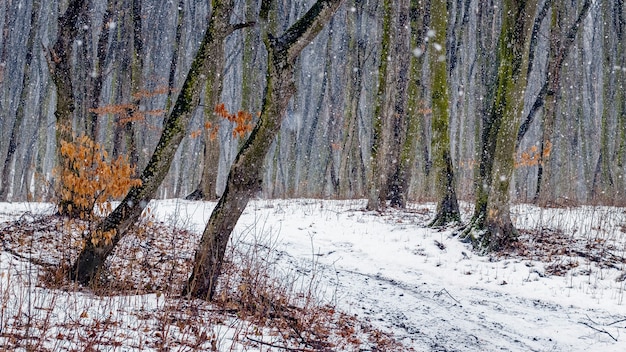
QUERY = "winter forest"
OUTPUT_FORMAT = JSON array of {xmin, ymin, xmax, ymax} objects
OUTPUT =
[
  {"xmin": 1, "ymin": 0, "xmax": 626, "ymax": 351},
  {"xmin": 2, "ymin": 0, "xmax": 624, "ymax": 209}
]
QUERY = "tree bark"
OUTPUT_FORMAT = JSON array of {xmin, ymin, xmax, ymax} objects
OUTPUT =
[
  {"xmin": 535, "ymin": 0, "xmax": 591, "ymax": 205},
  {"xmin": 462, "ymin": 0, "xmax": 537, "ymax": 252},
  {"xmin": 0, "ymin": 0, "xmax": 41, "ymax": 201},
  {"xmin": 68, "ymin": 0, "xmax": 249, "ymax": 286},
  {"xmin": 428, "ymin": 0, "xmax": 460, "ymax": 226},
  {"xmin": 183, "ymin": 0, "xmax": 345, "ymax": 301},
  {"xmin": 48, "ymin": 0, "xmax": 89, "ymax": 218},
  {"xmin": 366, "ymin": 0, "xmax": 393, "ymax": 211},
  {"xmin": 188, "ymin": 19, "xmax": 228, "ymax": 201},
  {"xmin": 386, "ymin": 0, "xmax": 412, "ymax": 208}
]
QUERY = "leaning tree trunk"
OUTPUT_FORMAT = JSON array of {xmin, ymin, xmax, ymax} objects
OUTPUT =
[
  {"xmin": 428, "ymin": 0, "xmax": 461, "ymax": 226},
  {"xmin": 68, "ymin": 0, "xmax": 252, "ymax": 286},
  {"xmin": 462, "ymin": 0, "xmax": 537, "ymax": 252},
  {"xmin": 183, "ymin": 0, "xmax": 345, "ymax": 301}
]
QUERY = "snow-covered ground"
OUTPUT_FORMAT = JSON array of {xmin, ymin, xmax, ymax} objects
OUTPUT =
[{"xmin": 1, "ymin": 199, "xmax": 625, "ymax": 351}]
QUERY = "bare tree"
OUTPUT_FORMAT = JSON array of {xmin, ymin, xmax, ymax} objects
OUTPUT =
[
  {"xmin": 367, "ymin": 0, "xmax": 412, "ymax": 210},
  {"xmin": 183, "ymin": 0, "xmax": 345, "ymax": 300},
  {"xmin": 69, "ymin": 0, "xmax": 253, "ymax": 286},
  {"xmin": 428, "ymin": 0, "xmax": 461, "ymax": 226},
  {"xmin": 0, "ymin": 0, "xmax": 41, "ymax": 201},
  {"xmin": 461, "ymin": 0, "xmax": 538, "ymax": 252}
]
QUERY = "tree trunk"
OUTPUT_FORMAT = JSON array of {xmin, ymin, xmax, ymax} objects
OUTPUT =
[
  {"xmin": 386, "ymin": 0, "xmax": 412, "ymax": 208},
  {"xmin": 0, "ymin": 0, "xmax": 40, "ymax": 201},
  {"xmin": 68, "ymin": 0, "xmax": 250, "ymax": 286},
  {"xmin": 397, "ymin": 0, "xmax": 427, "ymax": 204},
  {"xmin": 463, "ymin": 0, "xmax": 537, "ymax": 252},
  {"xmin": 48, "ymin": 0, "xmax": 89, "ymax": 218},
  {"xmin": 592, "ymin": 0, "xmax": 618, "ymax": 203},
  {"xmin": 188, "ymin": 23, "xmax": 227, "ymax": 201},
  {"xmin": 535, "ymin": 0, "xmax": 591, "ymax": 205},
  {"xmin": 183, "ymin": 0, "xmax": 345, "ymax": 301},
  {"xmin": 366, "ymin": 0, "xmax": 393, "ymax": 210},
  {"xmin": 428, "ymin": 0, "xmax": 461, "ymax": 226},
  {"xmin": 338, "ymin": 4, "xmax": 366, "ymax": 198}
]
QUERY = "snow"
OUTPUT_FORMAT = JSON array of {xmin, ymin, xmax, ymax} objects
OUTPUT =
[{"xmin": 1, "ymin": 199, "xmax": 625, "ymax": 351}]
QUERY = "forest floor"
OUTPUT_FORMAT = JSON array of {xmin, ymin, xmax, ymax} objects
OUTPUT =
[{"xmin": 0, "ymin": 199, "xmax": 625, "ymax": 351}]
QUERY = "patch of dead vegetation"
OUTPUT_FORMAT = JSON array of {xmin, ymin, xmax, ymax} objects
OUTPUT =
[
  {"xmin": 0, "ymin": 213, "xmax": 408, "ymax": 351},
  {"xmin": 501, "ymin": 227, "xmax": 626, "ymax": 276}
]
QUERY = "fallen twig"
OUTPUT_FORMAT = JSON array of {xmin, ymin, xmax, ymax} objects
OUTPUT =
[
  {"xmin": 246, "ymin": 336, "xmax": 317, "ymax": 352},
  {"xmin": 579, "ymin": 321, "xmax": 618, "ymax": 341},
  {"xmin": 607, "ymin": 318, "xmax": 626, "ymax": 327},
  {"xmin": 433, "ymin": 288, "xmax": 461, "ymax": 306}
]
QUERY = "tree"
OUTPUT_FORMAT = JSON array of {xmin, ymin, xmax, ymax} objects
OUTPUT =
[
  {"xmin": 385, "ymin": 0, "xmax": 412, "ymax": 208},
  {"xmin": 366, "ymin": 0, "xmax": 393, "ymax": 211},
  {"xmin": 428, "ymin": 0, "xmax": 461, "ymax": 226},
  {"xmin": 186, "ymin": 3, "xmax": 233, "ymax": 201},
  {"xmin": 592, "ymin": 0, "xmax": 622, "ymax": 203},
  {"xmin": 513, "ymin": 0, "xmax": 591, "ymax": 205},
  {"xmin": 0, "ymin": 0, "xmax": 41, "ymax": 201},
  {"xmin": 395, "ymin": 0, "xmax": 428, "ymax": 206},
  {"xmin": 366, "ymin": 0, "xmax": 412, "ymax": 210},
  {"xmin": 68, "ymin": 0, "xmax": 253, "ymax": 286},
  {"xmin": 462, "ymin": 0, "xmax": 538, "ymax": 252},
  {"xmin": 183, "ymin": 0, "xmax": 345, "ymax": 300},
  {"xmin": 47, "ymin": 0, "xmax": 90, "ymax": 217},
  {"xmin": 338, "ymin": 2, "xmax": 368, "ymax": 198}
]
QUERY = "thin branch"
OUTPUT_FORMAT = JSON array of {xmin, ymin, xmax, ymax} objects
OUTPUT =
[
  {"xmin": 516, "ymin": 0, "xmax": 592, "ymax": 147},
  {"xmin": 231, "ymin": 21, "xmax": 256, "ymax": 32},
  {"xmin": 607, "ymin": 318, "xmax": 626, "ymax": 326},
  {"xmin": 246, "ymin": 337, "xmax": 316, "ymax": 352},
  {"xmin": 433, "ymin": 288, "xmax": 462, "ymax": 305},
  {"xmin": 579, "ymin": 321, "xmax": 618, "ymax": 341}
]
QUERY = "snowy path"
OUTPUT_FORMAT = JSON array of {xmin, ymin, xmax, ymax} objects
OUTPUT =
[{"xmin": 229, "ymin": 199, "xmax": 626, "ymax": 352}]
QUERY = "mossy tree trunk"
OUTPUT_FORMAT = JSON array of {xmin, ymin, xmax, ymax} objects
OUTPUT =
[
  {"xmin": 48, "ymin": 0, "xmax": 89, "ymax": 218},
  {"xmin": 462, "ymin": 0, "xmax": 537, "ymax": 252},
  {"xmin": 614, "ymin": 1, "xmax": 626, "ymax": 203},
  {"xmin": 428, "ymin": 0, "xmax": 460, "ymax": 226},
  {"xmin": 367, "ymin": 0, "xmax": 412, "ymax": 210},
  {"xmin": 68, "ymin": 0, "xmax": 252, "ymax": 286},
  {"xmin": 183, "ymin": 0, "xmax": 345, "ymax": 301}
]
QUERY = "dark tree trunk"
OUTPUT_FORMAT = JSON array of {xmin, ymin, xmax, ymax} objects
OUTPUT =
[
  {"xmin": 387, "ymin": 0, "xmax": 412, "ymax": 208},
  {"xmin": 183, "ymin": 0, "xmax": 345, "ymax": 301},
  {"xmin": 48, "ymin": 0, "xmax": 89, "ymax": 218}
]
